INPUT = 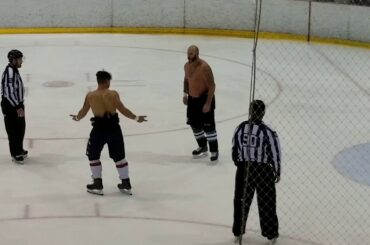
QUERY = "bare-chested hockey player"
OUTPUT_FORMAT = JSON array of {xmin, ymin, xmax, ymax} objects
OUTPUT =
[
  {"xmin": 183, "ymin": 45, "xmax": 219, "ymax": 162},
  {"xmin": 70, "ymin": 70, "xmax": 147, "ymax": 195}
]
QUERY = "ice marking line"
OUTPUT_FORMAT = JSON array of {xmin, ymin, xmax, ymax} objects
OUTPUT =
[
  {"xmin": 112, "ymin": 84, "xmax": 146, "ymax": 87},
  {"xmin": 331, "ymin": 143, "xmax": 370, "ymax": 187},
  {"xmin": 311, "ymin": 45, "xmax": 370, "ymax": 98},
  {"xmin": 6, "ymin": 43, "xmax": 282, "ymax": 99},
  {"xmin": 0, "ymin": 43, "xmax": 282, "ymax": 139},
  {"xmin": 0, "ymin": 214, "xmax": 322, "ymax": 245},
  {"xmin": 23, "ymin": 205, "xmax": 30, "ymax": 219},
  {"xmin": 113, "ymin": 80, "xmax": 144, "ymax": 83},
  {"xmin": 94, "ymin": 203, "xmax": 100, "ymax": 217}
]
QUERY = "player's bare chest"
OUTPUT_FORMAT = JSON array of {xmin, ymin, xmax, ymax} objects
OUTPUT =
[{"xmin": 186, "ymin": 65, "xmax": 203, "ymax": 79}]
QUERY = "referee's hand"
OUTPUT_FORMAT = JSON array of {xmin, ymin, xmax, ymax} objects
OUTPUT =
[
  {"xmin": 17, "ymin": 108, "xmax": 25, "ymax": 117},
  {"xmin": 275, "ymin": 176, "xmax": 280, "ymax": 183}
]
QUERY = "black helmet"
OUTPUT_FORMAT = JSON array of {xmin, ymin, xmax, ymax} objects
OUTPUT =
[{"xmin": 8, "ymin": 49, "xmax": 23, "ymax": 61}]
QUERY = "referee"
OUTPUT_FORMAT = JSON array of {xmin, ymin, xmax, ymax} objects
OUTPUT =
[
  {"xmin": 1, "ymin": 49, "xmax": 27, "ymax": 164},
  {"xmin": 232, "ymin": 100, "xmax": 281, "ymax": 244}
]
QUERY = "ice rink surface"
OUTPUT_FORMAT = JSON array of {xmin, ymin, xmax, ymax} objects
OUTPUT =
[{"xmin": 0, "ymin": 34, "xmax": 369, "ymax": 245}]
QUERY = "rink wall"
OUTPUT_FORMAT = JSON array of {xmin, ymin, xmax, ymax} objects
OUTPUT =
[{"xmin": 0, "ymin": 0, "xmax": 369, "ymax": 46}]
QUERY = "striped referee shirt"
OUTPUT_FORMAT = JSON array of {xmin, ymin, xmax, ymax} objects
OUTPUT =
[
  {"xmin": 232, "ymin": 120, "xmax": 281, "ymax": 176},
  {"xmin": 1, "ymin": 64, "xmax": 24, "ymax": 108}
]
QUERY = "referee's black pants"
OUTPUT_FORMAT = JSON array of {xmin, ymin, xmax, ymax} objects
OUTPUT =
[
  {"xmin": 1, "ymin": 99, "xmax": 26, "ymax": 157},
  {"xmin": 232, "ymin": 163, "xmax": 279, "ymax": 239}
]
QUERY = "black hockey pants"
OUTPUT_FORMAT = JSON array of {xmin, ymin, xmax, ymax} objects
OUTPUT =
[
  {"xmin": 232, "ymin": 163, "xmax": 279, "ymax": 239},
  {"xmin": 1, "ymin": 98, "xmax": 26, "ymax": 157}
]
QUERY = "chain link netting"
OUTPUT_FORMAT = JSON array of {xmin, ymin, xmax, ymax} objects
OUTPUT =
[{"xmin": 238, "ymin": 0, "xmax": 370, "ymax": 244}]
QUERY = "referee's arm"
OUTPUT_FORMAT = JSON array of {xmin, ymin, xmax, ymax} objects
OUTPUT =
[
  {"xmin": 267, "ymin": 129, "xmax": 282, "ymax": 178},
  {"xmin": 232, "ymin": 125, "xmax": 242, "ymax": 164},
  {"xmin": 2, "ymin": 67, "xmax": 22, "ymax": 108}
]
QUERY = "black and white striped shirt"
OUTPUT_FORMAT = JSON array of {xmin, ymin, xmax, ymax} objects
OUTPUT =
[
  {"xmin": 1, "ymin": 65, "xmax": 24, "ymax": 108},
  {"xmin": 232, "ymin": 120, "xmax": 281, "ymax": 176}
]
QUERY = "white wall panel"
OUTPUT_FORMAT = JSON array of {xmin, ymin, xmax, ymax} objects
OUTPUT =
[
  {"xmin": 0, "ymin": 0, "xmax": 368, "ymax": 42},
  {"xmin": 113, "ymin": 0, "xmax": 184, "ymax": 27}
]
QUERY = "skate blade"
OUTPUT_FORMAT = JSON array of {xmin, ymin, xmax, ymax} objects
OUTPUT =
[
  {"xmin": 209, "ymin": 159, "xmax": 219, "ymax": 164},
  {"xmin": 12, "ymin": 159, "xmax": 24, "ymax": 165},
  {"xmin": 267, "ymin": 238, "xmax": 277, "ymax": 245},
  {"xmin": 119, "ymin": 189, "xmax": 132, "ymax": 195},
  {"xmin": 192, "ymin": 152, "xmax": 208, "ymax": 159},
  {"xmin": 87, "ymin": 189, "xmax": 104, "ymax": 196}
]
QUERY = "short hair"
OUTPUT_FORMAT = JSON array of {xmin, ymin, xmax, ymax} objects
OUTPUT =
[
  {"xmin": 96, "ymin": 70, "xmax": 112, "ymax": 84},
  {"xmin": 250, "ymin": 99, "xmax": 265, "ymax": 120},
  {"xmin": 8, "ymin": 49, "xmax": 23, "ymax": 61}
]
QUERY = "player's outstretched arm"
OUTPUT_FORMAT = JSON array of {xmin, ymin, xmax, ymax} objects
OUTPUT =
[
  {"xmin": 115, "ymin": 92, "xmax": 147, "ymax": 123},
  {"xmin": 70, "ymin": 95, "xmax": 90, "ymax": 121}
]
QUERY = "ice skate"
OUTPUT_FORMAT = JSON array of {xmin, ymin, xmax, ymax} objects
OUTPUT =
[
  {"xmin": 233, "ymin": 235, "xmax": 242, "ymax": 243},
  {"xmin": 87, "ymin": 178, "xmax": 104, "ymax": 195},
  {"xmin": 12, "ymin": 155, "xmax": 24, "ymax": 164},
  {"xmin": 210, "ymin": 152, "xmax": 219, "ymax": 163},
  {"xmin": 267, "ymin": 236, "xmax": 278, "ymax": 244},
  {"xmin": 118, "ymin": 178, "xmax": 132, "ymax": 195},
  {"xmin": 21, "ymin": 150, "xmax": 28, "ymax": 159},
  {"xmin": 192, "ymin": 145, "xmax": 208, "ymax": 158}
]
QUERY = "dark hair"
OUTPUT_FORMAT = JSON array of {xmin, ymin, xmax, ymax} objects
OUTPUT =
[
  {"xmin": 8, "ymin": 49, "xmax": 23, "ymax": 61},
  {"xmin": 96, "ymin": 70, "xmax": 112, "ymax": 84},
  {"xmin": 250, "ymin": 99, "xmax": 265, "ymax": 121}
]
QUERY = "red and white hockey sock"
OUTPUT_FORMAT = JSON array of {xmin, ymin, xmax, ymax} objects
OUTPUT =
[
  {"xmin": 89, "ymin": 160, "xmax": 102, "ymax": 179},
  {"xmin": 115, "ymin": 159, "xmax": 129, "ymax": 179}
]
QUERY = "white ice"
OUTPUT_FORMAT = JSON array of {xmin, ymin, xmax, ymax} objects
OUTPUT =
[{"xmin": 0, "ymin": 34, "xmax": 369, "ymax": 245}]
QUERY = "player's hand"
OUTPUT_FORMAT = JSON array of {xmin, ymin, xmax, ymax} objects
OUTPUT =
[
  {"xmin": 275, "ymin": 176, "xmax": 280, "ymax": 183},
  {"xmin": 136, "ymin": 115, "xmax": 147, "ymax": 123},
  {"xmin": 17, "ymin": 108, "xmax": 25, "ymax": 117},
  {"xmin": 183, "ymin": 95, "xmax": 188, "ymax": 105},
  {"xmin": 202, "ymin": 103, "xmax": 211, "ymax": 113},
  {"xmin": 69, "ymin": 114, "xmax": 79, "ymax": 121}
]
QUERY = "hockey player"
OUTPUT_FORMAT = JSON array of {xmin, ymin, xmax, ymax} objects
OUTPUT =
[
  {"xmin": 1, "ymin": 50, "xmax": 28, "ymax": 164},
  {"xmin": 71, "ymin": 70, "xmax": 147, "ymax": 195},
  {"xmin": 183, "ymin": 45, "xmax": 219, "ymax": 162}
]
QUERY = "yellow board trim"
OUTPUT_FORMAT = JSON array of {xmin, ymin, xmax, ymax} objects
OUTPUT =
[{"xmin": 0, "ymin": 27, "xmax": 369, "ymax": 50}]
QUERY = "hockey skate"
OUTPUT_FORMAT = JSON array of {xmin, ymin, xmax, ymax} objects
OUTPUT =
[
  {"xmin": 118, "ymin": 178, "xmax": 132, "ymax": 195},
  {"xmin": 21, "ymin": 150, "xmax": 28, "ymax": 159},
  {"xmin": 210, "ymin": 152, "xmax": 219, "ymax": 163},
  {"xmin": 192, "ymin": 145, "xmax": 208, "ymax": 158},
  {"xmin": 12, "ymin": 155, "xmax": 24, "ymax": 164},
  {"xmin": 267, "ymin": 236, "xmax": 278, "ymax": 245},
  {"xmin": 233, "ymin": 235, "xmax": 242, "ymax": 243},
  {"xmin": 86, "ymin": 178, "xmax": 104, "ymax": 195}
]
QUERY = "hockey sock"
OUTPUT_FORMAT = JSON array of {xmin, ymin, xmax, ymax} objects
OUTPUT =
[
  {"xmin": 115, "ymin": 159, "xmax": 129, "ymax": 179},
  {"xmin": 206, "ymin": 130, "xmax": 218, "ymax": 152},
  {"xmin": 89, "ymin": 160, "xmax": 102, "ymax": 178},
  {"xmin": 192, "ymin": 128, "xmax": 207, "ymax": 147}
]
